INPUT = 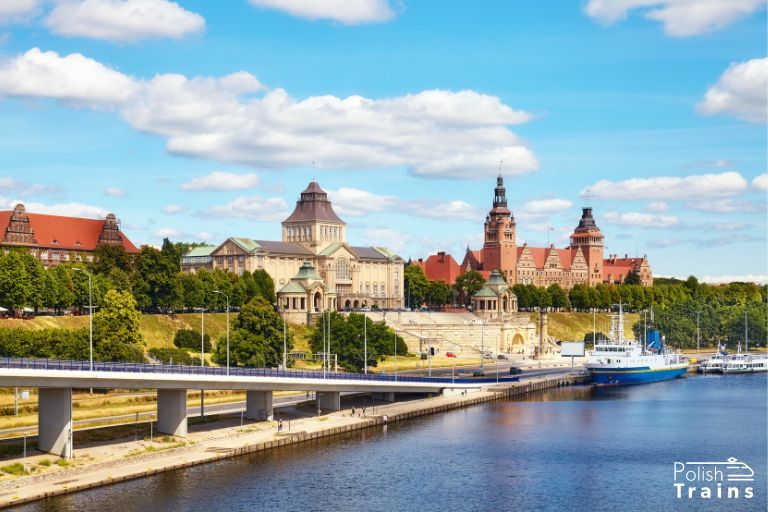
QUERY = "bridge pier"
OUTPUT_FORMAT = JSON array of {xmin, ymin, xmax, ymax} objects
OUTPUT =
[
  {"xmin": 373, "ymin": 392, "xmax": 395, "ymax": 402},
  {"xmin": 316, "ymin": 391, "xmax": 341, "ymax": 412},
  {"xmin": 38, "ymin": 387, "xmax": 72, "ymax": 458},
  {"xmin": 245, "ymin": 390, "xmax": 273, "ymax": 420},
  {"xmin": 157, "ymin": 389, "xmax": 187, "ymax": 437}
]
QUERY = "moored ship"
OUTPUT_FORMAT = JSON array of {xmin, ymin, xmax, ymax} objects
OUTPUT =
[{"xmin": 586, "ymin": 305, "xmax": 688, "ymax": 386}]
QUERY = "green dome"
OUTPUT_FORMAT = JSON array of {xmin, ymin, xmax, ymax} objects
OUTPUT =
[{"xmin": 293, "ymin": 261, "xmax": 321, "ymax": 280}]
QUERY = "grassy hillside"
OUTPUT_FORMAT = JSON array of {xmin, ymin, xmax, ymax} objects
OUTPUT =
[
  {"xmin": 0, "ymin": 313, "xmax": 313, "ymax": 352},
  {"xmin": 532, "ymin": 312, "xmax": 640, "ymax": 341}
]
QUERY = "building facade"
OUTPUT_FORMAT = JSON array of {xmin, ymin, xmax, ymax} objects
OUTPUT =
[
  {"xmin": 455, "ymin": 176, "xmax": 652, "ymax": 288},
  {"xmin": 182, "ymin": 181, "xmax": 405, "ymax": 324},
  {"xmin": 0, "ymin": 203, "xmax": 138, "ymax": 266}
]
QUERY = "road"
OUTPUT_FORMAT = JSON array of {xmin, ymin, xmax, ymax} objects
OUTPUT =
[{"xmin": 389, "ymin": 359, "xmax": 578, "ymax": 380}]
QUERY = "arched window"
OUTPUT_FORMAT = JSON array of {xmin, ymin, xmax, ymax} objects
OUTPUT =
[{"xmin": 336, "ymin": 258, "xmax": 350, "ymax": 280}]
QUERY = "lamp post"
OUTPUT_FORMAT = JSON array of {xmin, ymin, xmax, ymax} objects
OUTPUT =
[
  {"xmin": 73, "ymin": 268, "xmax": 94, "ymax": 372},
  {"xmin": 195, "ymin": 306, "xmax": 206, "ymax": 417},
  {"xmin": 213, "ymin": 291, "xmax": 230, "ymax": 375},
  {"xmin": 364, "ymin": 314, "xmax": 368, "ymax": 374}
]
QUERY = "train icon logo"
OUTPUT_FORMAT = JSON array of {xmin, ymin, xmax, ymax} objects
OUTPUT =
[{"xmin": 673, "ymin": 457, "xmax": 756, "ymax": 500}]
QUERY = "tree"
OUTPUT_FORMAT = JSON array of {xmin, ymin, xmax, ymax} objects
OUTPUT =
[
  {"xmin": 92, "ymin": 290, "xmax": 144, "ymax": 361},
  {"xmin": 623, "ymin": 271, "xmax": 641, "ymax": 285},
  {"xmin": 132, "ymin": 246, "xmax": 181, "ymax": 312},
  {"xmin": 426, "ymin": 280, "xmax": 453, "ymax": 307},
  {"xmin": 453, "ymin": 270, "xmax": 485, "ymax": 307},
  {"xmin": 547, "ymin": 284, "xmax": 569, "ymax": 310},
  {"xmin": 252, "ymin": 269, "xmax": 276, "ymax": 303},
  {"xmin": 0, "ymin": 251, "xmax": 32, "ymax": 313},
  {"xmin": 173, "ymin": 329, "xmax": 212, "ymax": 352},
  {"xmin": 213, "ymin": 297, "xmax": 292, "ymax": 367},
  {"xmin": 92, "ymin": 244, "xmax": 133, "ymax": 275},
  {"xmin": 404, "ymin": 264, "xmax": 429, "ymax": 308},
  {"xmin": 309, "ymin": 312, "xmax": 407, "ymax": 372}
]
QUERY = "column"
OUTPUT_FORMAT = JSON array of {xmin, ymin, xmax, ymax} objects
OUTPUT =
[
  {"xmin": 157, "ymin": 389, "xmax": 187, "ymax": 437},
  {"xmin": 38, "ymin": 387, "xmax": 72, "ymax": 458},
  {"xmin": 245, "ymin": 390, "xmax": 273, "ymax": 420},
  {"xmin": 373, "ymin": 392, "xmax": 395, "ymax": 402},
  {"xmin": 316, "ymin": 391, "xmax": 341, "ymax": 411}
]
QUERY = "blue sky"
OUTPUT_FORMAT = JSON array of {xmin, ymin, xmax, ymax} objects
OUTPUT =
[{"xmin": 0, "ymin": 0, "xmax": 766, "ymax": 282}]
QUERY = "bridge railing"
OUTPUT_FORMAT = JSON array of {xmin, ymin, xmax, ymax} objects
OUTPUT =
[{"xmin": 0, "ymin": 357, "xmax": 520, "ymax": 385}]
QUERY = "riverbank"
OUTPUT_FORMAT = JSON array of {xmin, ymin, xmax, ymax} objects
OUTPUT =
[{"xmin": 0, "ymin": 374, "xmax": 584, "ymax": 508}]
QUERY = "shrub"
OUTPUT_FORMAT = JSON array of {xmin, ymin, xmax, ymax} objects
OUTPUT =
[
  {"xmin": 1, "ymin": 462, "xmax": 27, "ymax": 475},
  {"xmin": 173, "ymin": 329, "xmax": 211, "ymax": 352},
  {"xmin": 148, "ymin": 347, "xmax": 201, "ymax": 366}
]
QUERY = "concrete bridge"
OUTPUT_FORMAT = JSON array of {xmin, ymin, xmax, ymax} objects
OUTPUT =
[{"xmin": 0, "ymin": 358, "xmax": 505, "ymax": 458}]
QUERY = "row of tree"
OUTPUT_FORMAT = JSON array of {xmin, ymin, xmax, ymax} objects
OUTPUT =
[{"xmin": 0, "ymin": 241, "xmax": 276, "ymax": 314}]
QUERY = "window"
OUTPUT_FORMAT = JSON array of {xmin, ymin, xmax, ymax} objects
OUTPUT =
[{"xmin": 336, "ymin": 258, "xmax": 350, "ymax": 280}]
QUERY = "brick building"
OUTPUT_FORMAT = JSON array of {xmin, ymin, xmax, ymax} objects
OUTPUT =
[
  {"xmin": 0, "ymin": 203, "xmax": 138, "ymax": 266},
  {"xmin": 437, "ymin": 176, "xmax": 652, "ymax": 288},
  {"xmin": 412, "ymin": 252, "xmax": 461, "ymax": 285}
]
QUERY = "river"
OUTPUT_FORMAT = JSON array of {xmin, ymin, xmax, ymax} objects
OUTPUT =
[{"xmin": 20, "ymin": 373, "xmax": 767, "ymax": 512}]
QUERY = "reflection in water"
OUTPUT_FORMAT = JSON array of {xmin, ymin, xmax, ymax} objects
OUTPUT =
[{"xmin": 18, "ymin": 374, "xmax": 767, "ymax": 512}]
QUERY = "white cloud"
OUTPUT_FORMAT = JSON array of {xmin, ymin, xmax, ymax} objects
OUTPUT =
[
  {"xmin": 584, "ymin": 172, "xmax": 748, "ymax": 200},
  {"xmin": 697, "ymin": 58, "xmax": 768, "ymax": 123},
  {"xmin": 248, "ymin": 0, "xmax": 395, "ymax": 24},
  {"xmin": 45, "ymin": 0, "xmax": 205, "ymax": 43},
  {"xmin": 646, "ymin": 201, "xmax": 669, "ymax": 212},
  {"xmin": 0, "ymin": 0, "xmax": 39, "ymax": 22},
  {"xmin": 2, "ymin": 197, "xmax": 109, "ymax": 218},
  {"xmin": 604, "ymin": 211, "xmax": 679, "ymax": 228},
  {"xmin": 0, "ymin": 48, "xmax": 537, "ymax": 180},
  {"xmin": 329, "ymin": 187, "xmax": 480, "ymax": 221},
  {"xmin": 585, "ymin": 0, "xmax": 765, "ymax": 37},
  {"xmin": 103, "ymin": 186, "xmax": 125, "ymax": 197},
  {"xmin": 201, "ymin": 195, "xmax": 289, "ymax": 222},
  {"xmin": 180, "ymin": 171, "xmax": 261, "ymax": 191},
  {"xmin": 521, "ymin": 198, "xmax": 573, "ymax": 214},
  {"xmin": 163, "ymin": 204, "xmax": 185, "ymax": 214},
  {"xmin": 0, "ymin": 48, "xmax": 139, "ymax": 106},
  {"xmin": 360, "ymin": 227, "xmax": 411, "ymax": 253},
  {"xmin": 652, "ymin": 234, "xmax": 763, "ymax": 247},
  {"xmin": 752, "ymin": 173, "xmax": 768, "ymax": 192},
  {"xmin": 195, "ymin": 231, "xmax": 215, "ymax": 242},
  {"xmin": 0, "ymin": 177, "xmax": 63, "ymax": 196},
  {"xmin": 684, "ymin": 198, "xmax": 766, "ymax": 213},
  {"xmin": 154, "ymin": 227, "xmax": 183, "ymax": 238},
  {"xmin": 701, "ymin": 274, "xmax": 768, "ymax": 284}
]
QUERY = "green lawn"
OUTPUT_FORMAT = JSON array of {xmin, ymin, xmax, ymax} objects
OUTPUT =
[{"xmin": 532, "ymin": 311, "xmax": 639, "ymax": 341}]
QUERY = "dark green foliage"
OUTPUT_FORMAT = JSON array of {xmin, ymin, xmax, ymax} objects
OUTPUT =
[
  {"xmin": 174, "ymin": 329, "xmax": 211, "ymax": 352},
  {"xmin": 148, "ymin": 347, "xmax": 201, "ymax": 365},
  {"xmin": 404, "ymin": 264, "xmax": 429, "ymax": 308},
  {"xmin": 583, "ymin": 332, "xmax": 609, "ymax": 343},
  {"xmin": 426, "ymin": 280, "xmax": 453, "ymax": 306},
  {"xmin": 213, "ymin": 297, "xmax": 292, "ymax": 367},
  {"xmin": 309, "ymin": 312, "xmax": 408, "ymax": 372},
  {"xmin": 453, "ymin": 270, "xmax": 485, "ymax": 306}
]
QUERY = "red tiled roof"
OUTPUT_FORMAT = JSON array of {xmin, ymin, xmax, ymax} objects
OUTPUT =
[
  {"xmin": 602, "ymin": 258, "xmax": 642, "ymax": 281},
  {"xmin": 421, "ymin": 253, "xmax": 461, "ymax": 285},
  {"xmin": 0, "ymin": 211, "xmax": 138, "ymax": 253},
  {"xmin": 525, "ymin": 247, "xmax": 548, "ymax": 269},
  {"xmin": 556, "ymin": 248, "xmax": 573, "ymax": 270}
]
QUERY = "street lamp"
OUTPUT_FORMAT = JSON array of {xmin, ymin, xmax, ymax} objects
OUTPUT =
[
  {"xmin": 213, "ymin": 290, "xmax": 230, "ymax": 375},
  {"xmin": 363, "ymin": 314, "xmax": 368, "ymax": 374},
  {"xmin": 73, "ymin": 268, "xmax": 94, "ymax": 371}
]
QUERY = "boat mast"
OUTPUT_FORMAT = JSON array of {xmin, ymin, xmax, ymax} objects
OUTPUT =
[{"xmin": 745, "ymin": 311, "xmax": 748, "ymax": 354}]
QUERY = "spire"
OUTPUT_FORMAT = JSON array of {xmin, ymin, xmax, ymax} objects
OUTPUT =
[
  {"xmin": 489, "ymin": 175, "xmax": 512, "ymax": 218},
  {"xmin": 575, "ymin": 207, "xmax": 600, "ymax": 232}
]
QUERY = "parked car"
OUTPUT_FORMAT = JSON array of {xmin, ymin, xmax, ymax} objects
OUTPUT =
[
  {"xmin": 472, "ymin": 371, "xmax": 485, "ymax": 377},
  {"xmin": 446, "ymin": 352, "xmax": 457, "ymax": 358},
  {"xmin": 509, "ymin": 367, "xmax": 524, "ymax": 375},
  {"xmin": 482, "ymin": 351, "xmax": 493, "ymax": 358},
  {"xmin": 497, "ymin": 354, "xmax": 509, "ymax": 360}
]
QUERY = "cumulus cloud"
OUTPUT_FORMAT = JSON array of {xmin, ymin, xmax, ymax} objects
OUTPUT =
[
  {"xmin": 0, "ymin": 0, "xmax": 39, "ymax": 23},
  {"xmin": 585, "ymin": 0, "xmax": 765, "ymax": 37},
  {"xmin": 0, "ymin": 48, "xmax": 537, "ymax": 180},
  {"xmin": 684, "ymin": 198, "xmax": 766, "ymax": 213},
  {"xmin": 646, "ymin": 201, "xmax": 669, "ymax": 212},
  {"xmin": 584, "ymin": 172, "xmax": 748, "ymax": 200},
  {"xmin": 1, "ymin": 197, "xmax": 109, "ymax": 218},
  {"xmin": 0, "ymin": 48, "xmax": 139, "ymax": 106},
  {"xmin": 752, "ymin": 173, "xmax": 768, "ymax": 192},
  {"xmin": 701, "ymin": 274, "xmax": 768, "ymax": 284},
  {"xmin": 103, "ymin": 186, "xmax": 125, "ymax": 197},
  {"xmin": 697, "ymin": 58, "xmax": 768, "ymax": 123},
  {"xmin": 154, "ymin": 227, "xmax": 183, "ymax": 238},
  {"xmin": 45, "ymin": 0, "xmax": 205, "ymax": 42},
  {"xmin": 163, "ymin": 204, "xmax": 184, "ymax": 214},
  {"xmin": 652, "ymin": 234, "xmax": 764, "ymax": 248},
  {"xmin": 248, "ymin": 0, "xmax": 395, "ymax": 24},
  {"xmin": 329, "ymin": 187, "xmax": 480, "ymax": 221},
  {"xmin": 521, "ymin": 198, "xmax": 573, "ymax": 215},
  {"xmin": 200, "ymin": 195, "xmax": 290, "ymax": 222},
  {"xmin": 360, "ymin": 227, "xmax": 412, "ymax": 253},
  {"xmin": 0, "ymin": 177, "xmax": 63, "ymax": 197},
  {"xmin": 180, "ymin": 171, "xmax": 261, "ymax": 191},
  {"xmin": 195, "ymin": 231, "xmax": 215, "ymax": 242},
  {"xmin": 604, "ymin": 211, "xmax": 679, "ymax": 228}
]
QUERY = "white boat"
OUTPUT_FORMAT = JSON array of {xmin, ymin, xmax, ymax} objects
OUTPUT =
[
  {"xmin": 585, "ymin": 305, "xmax": 688, "ymax": 386},
  {"xmin": 722, "ymin": 353, "xmax": 768, "ymax": 374},
  {"xmin": 698, "ymin": 350, "xmax": 729, "ymax": 373}
]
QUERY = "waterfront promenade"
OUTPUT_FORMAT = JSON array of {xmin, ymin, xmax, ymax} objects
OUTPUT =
[{"xmin": 0, "ymin": 373, "xmax": 581, "ymax": 507}]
